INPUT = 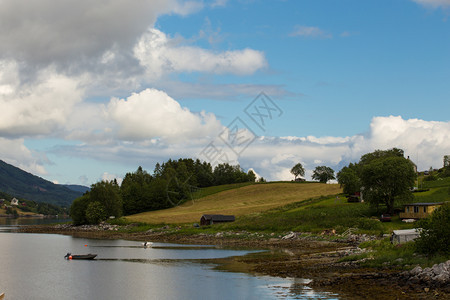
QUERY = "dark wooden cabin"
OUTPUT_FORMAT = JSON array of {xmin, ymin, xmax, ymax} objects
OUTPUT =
[{"xmin": 200, "ymin": 214, "xmax": 235, "ymax": 226}]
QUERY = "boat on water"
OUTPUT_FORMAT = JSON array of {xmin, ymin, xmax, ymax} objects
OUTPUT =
[
  {"xmin": 142, "ymin": 242, "xmax": 153, "ymax": 247},
  {"xmin": 0, "ymin": 292, "xmax": 5, "ymax": 299},
  {"xmin": 64, "ymin": 253, "xmax": 97, "ymax": 260}
]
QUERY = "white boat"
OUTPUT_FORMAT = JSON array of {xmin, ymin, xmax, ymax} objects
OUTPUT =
[{"xmin": 142, "ymin": 242, "xmax": 153, "ymax": 247}]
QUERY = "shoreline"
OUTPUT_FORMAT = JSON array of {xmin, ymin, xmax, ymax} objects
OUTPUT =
[{"xmin": 17, "ymin": 224, "xmax": 449, "ymax": 299}]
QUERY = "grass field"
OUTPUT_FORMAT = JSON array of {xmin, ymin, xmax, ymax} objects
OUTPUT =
[{"xmin": 125, "ymin": 182, "xmax": 342, "ymax": 224}]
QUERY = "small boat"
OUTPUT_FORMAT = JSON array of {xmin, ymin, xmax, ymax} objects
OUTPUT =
[
  {"xmin": 64, "ymin": 253, "xmax": 97, "ymax": 260},
  {"xmin": 142, "ymin": 242, "xmax": 153, "ymax": 248},
  {"xmin": 0, "ymin": 292, "xmax": 5, "ymax": 300}
]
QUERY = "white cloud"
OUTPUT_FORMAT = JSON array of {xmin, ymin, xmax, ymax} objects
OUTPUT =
[
  {"xmin": 27, "ymin": 114, "xmax": 450, "ymax": 185},
  {"xmin": 0, "ymin": 138, "xmax": 48, "ymax": 176},
  {"xmin": 412, "ymin": 0, "xmax": 450, "ymax": 8},
  {"xmin": 237, "ymin": 116, "xmax": 450, "ymax": 181},
  {"xmin": 101, "ymin": 172, "xmax": 123, "ymax": 185},
  {"xmin": 0, "ymin": 65, "xmax": 84, "ymax": 137},
  {"xmin": 290, "ymin": 26, "xmax": 332, "ymax": 39},
  {"xmin": 0, "ymin": 0, "xmax": 185, "ymax": 71},
  {"xmin": 106, "ymin": 88, "xmax": 223, "ymax": 142},
  {"xmin": 134, "ymin": 28, "xmax": 267, "ymax": 79}
]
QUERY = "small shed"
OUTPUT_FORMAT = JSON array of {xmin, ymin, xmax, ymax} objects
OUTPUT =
[
  {"xmin": 391, "ymin": 229, "xmax": 421, "ymax": 244},
  {"xmin": 200, "ymin": 214, "xmax": 235, "ymax": 226},
  {"xmin": 11, "ymin": 198, "xmax": 19, "ymax": 206},
  {"xmin": 399, "ymin": 202, "xmax": 443, "ymax": 219}
]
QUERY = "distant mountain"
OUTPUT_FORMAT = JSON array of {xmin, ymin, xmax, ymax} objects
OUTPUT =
[
  {"xmin": 63, "ymin": 184, "xmax": 90, "ymax": 194},
  {"xmin": 0, "ymin": 160, "xmax": 84, "ymax": 207}
]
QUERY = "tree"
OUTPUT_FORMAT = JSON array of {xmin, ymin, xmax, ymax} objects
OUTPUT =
[
  {"xmin": 337, "ymin": 163, "xmax": 361, "ymax": 195},
  {"xmin": 89, "ymin": 180, "xmax": 122, "ymax": 218},
  {"xmin": 70, "ymin": 194, "xmax": 90, "ymax": 225},
  {"xmin": 312, "ymin": 166, "xmax": 335, "ymax": 183},
  {"xmin": 121, "ymin": 167, "xmax": 154, "ymax": 215},
  {"xmin": 360, "ymin": 155, "xmax": 416, "ymax": 214},
  {"xmin": 247, "ymin": 170, "xmax": 256, "ymax": 183},
  {"xmin": 85, "ymin": 201, "xmax": 107, "ymax": 224},
  {"xmin": 415, "ymin": 203, "xmax": 450, "ymax": 256},
  {"xmin": 444, "ymin": 155, "xmax": 450, "ymax": 168},
  {"xmin": 290, "ymin": 163, "xmax": 305, "ymax": 180}
]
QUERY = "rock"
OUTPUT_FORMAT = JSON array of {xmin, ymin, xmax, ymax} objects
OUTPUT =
[
  {"xmin": 410, "ymin": 266, "xmax": 423, "ymax": 276},
  {"xmin": 282, "ymin": 232, "xmax": 297, "ymax": 240},
  {"xmin": 433, "ymin": 273, "xmax": 449, "ymax": 284}
]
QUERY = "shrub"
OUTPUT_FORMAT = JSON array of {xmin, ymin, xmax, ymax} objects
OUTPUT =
[
  {"xmin": 85, "ymin": 201, "xmax": 107, "ymax": 224},
  {"xmin": 415, "ymin": 203, "xmax": 450, "ymax": 256}
]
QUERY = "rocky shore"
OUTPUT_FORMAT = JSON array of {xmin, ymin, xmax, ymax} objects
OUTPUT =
[{"xmin": 18, "ymin": 224, "xmax": 449, "ymax": 299}]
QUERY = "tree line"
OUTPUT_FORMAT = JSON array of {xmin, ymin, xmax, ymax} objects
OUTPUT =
[
  {"xmin": 291, "ymin": 148, "xmax": 419, "ymax": 214},
  {"xmin": 70, "ymin": 159, "xmax": 256, "ymax": 225}
]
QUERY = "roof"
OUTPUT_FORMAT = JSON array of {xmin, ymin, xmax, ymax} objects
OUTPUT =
[
  {"xmin": 201, "ymin": 214, "xmax": 235, "ymax": 221},
  {"xmin": 403, "ymin": 202, "xmax": 444, "ymax": 206},
  {"xmin": 393, "ymin": 229, "xmax": 421, "ymax": 235}
]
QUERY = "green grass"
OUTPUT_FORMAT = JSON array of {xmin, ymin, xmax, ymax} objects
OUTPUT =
[
  {"xmin": 211, "ymin": 196, "xmax": 385, "ymax": 234},
  {"xmin": 191, "ymin": 182, "xmax": 254, "ymax": 200},
  {"xmin": 422, "ymin": 176, "xmax": 450, "ymax": 189},
  {"xmin": 413, "ymin": 186, "xmax": 450, "ymax": 203}
]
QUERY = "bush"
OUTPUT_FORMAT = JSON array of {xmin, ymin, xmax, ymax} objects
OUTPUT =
[
  {"xmin": 415, "ymin": 203, "xmax": 450, "ymax": 256},
  {"xmin": 85, "ymin": 201, "xmax": 107, "ymax": 224},
  {"xmin": 423, "ymin": 175, "xmax": 437, "ymax": 181}
]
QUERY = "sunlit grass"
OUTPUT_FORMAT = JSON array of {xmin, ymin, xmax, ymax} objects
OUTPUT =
[{"xmin": 125, "ymin": 182, "xmax": 342, "ymax": 224}]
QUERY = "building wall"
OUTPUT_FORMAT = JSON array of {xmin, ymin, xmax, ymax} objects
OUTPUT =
[{"xmin": 399, "ymin": 204, "xmax": 440, "ymax": 219}]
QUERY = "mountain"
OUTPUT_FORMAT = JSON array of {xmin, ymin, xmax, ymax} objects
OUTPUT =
[
  {"xmin": 63, "ymin": 184, "xmax": 90, "ymax": 194},
  {"xmin": 0, "ymin": 160, "xmax": 85, "ymax": 207}
]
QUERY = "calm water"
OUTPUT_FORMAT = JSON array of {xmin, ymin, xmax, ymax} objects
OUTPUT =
[{"xmin": 0, "ymin": 221, "xmax": 339, "ymax": 300}]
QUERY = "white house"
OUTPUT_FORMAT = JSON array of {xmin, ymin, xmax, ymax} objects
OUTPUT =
[{"xmin": 11, "ymin": 198, "xmax": 19, "ymax": 206}]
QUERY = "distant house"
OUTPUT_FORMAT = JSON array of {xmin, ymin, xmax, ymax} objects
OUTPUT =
[
  {"xmin": 391, "ymin": 229, "xmax": 421, "ymax": 244},
  {"xmin": 10, "ymin": 198, "xmax": 19, "ymax": 206},
  {"xmin": 294, "ymin": 177, "xmax": 306, "ymax": 182},
  {"xmin": 200, "ymin": 214, "xmax": 235, "ymax": 226},
  {"xmin": 399, "ymin": 202, "xmax": 444, "ymax": 219}
]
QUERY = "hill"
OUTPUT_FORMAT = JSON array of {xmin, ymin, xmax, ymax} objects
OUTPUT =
[
  {"xmin": 63, "ymin": 184, "xmax": 90, "ymax": 194},
  {"xmin": 125, "ymin": 182, "xmax": 342, "ymax": 224},
  {"xmin": 0, "ymin": 160, "xmax": 84, "ymax": 207}
]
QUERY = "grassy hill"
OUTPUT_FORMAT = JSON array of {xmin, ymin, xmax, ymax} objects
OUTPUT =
[
  {"xmin": 125, "ymin": 182, "xmax": 342, "ymax": 224},
  {"xmin": 0, "ymin": 160, "xmax": 85, "ymax": 207}
]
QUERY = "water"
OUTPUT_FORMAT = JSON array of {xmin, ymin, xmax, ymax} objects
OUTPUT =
[{"xmin": 0, "ymin": 221, "xmax": 339, "ymax": 299}]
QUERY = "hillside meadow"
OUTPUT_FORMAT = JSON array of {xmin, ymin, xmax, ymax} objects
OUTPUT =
[{"xmin": 125, "ymin": 182, "xmax": 342, "ymax": 224}]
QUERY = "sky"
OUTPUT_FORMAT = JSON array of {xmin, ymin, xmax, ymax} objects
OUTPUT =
[{"xmin": 0, "ymin": 0, "xmax": 449, "ymax": 186}]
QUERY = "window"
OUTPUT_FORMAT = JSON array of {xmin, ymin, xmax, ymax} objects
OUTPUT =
[
  {"xmin": 423, "ymin": 206, "xmax": 427, "ymax": 213},
  {"xmin": 414, "ymin": 206, "xmax": 419, "ymax": 213}
]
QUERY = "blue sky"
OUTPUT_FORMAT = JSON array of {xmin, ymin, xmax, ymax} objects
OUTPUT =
[{"xmin": 0, "ymin": 0, "xmax": 449, "ymax": 186}]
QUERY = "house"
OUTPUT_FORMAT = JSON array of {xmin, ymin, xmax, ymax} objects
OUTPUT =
[
  {"xmin": 10, "ymin": 198, "xmax": 19, "ymax": 206},
  {"xmin": 399, "ymin": 202, "xmax": 444, "ymax": 219},
  {"xmin": 200, "ymin": 214, "xmax": 235, "ymax": 226},
  {"xmin": 391, "ymin": 229, "xmax": 421, "ymax": 244}
]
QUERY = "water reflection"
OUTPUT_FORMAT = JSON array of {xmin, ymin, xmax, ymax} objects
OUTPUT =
[{"xmin": 0, "ymin": 226, "xmax": 339, "ymax": 299}]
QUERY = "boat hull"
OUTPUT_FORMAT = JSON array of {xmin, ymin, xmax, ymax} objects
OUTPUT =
[{"xmin": 65, "ymin": 254, "xmax": 97, "ymax": 260}]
